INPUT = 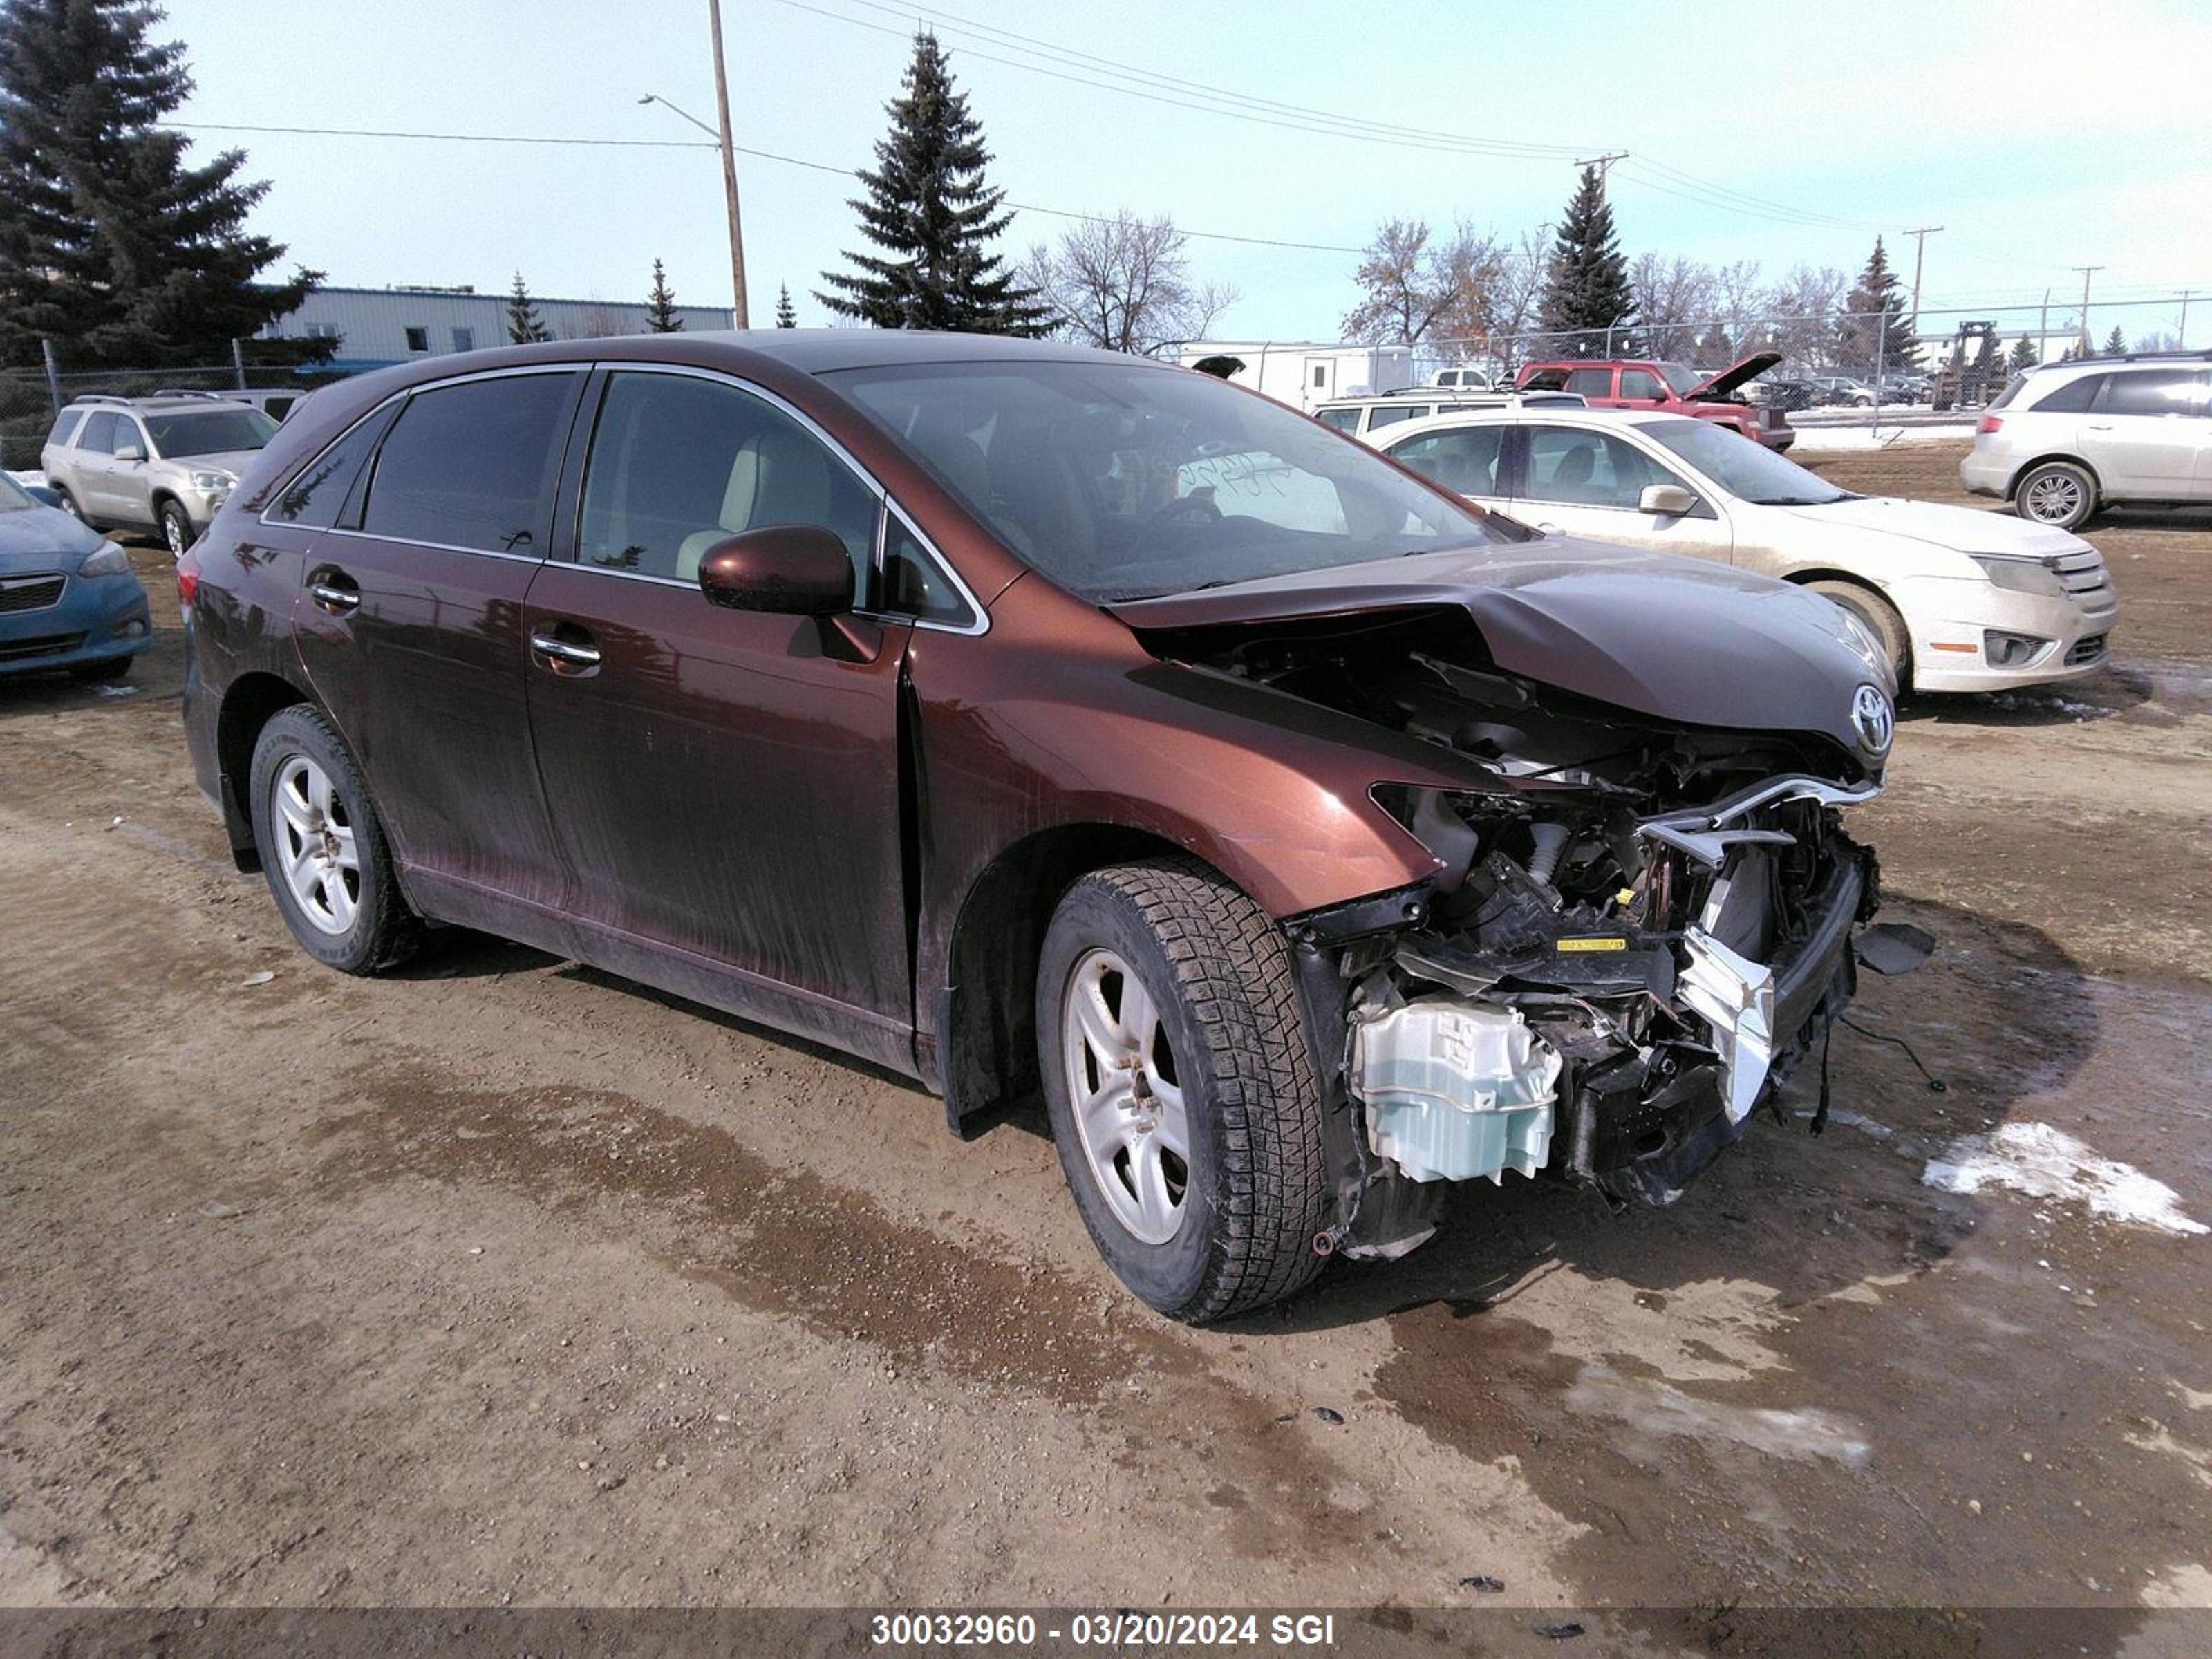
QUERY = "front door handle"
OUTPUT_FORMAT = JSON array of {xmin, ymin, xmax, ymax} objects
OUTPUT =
[
  {"xmin": 529, "ymin": 628, "xmax": 602, "ymax": 672},
  {"xmin": 307, "ymin": 567, "xmax": 361, "ymax": 613}
]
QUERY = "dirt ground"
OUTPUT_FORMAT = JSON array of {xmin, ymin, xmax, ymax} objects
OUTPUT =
[{"xmin": 3, "ymin": 441, "xmax": 2210, "ymax": 1648}]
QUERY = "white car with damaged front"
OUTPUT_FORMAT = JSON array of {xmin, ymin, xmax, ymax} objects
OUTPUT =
[{"xmin": 1370, "ymin": 406, "xmax": 2119, "ymax": 692}]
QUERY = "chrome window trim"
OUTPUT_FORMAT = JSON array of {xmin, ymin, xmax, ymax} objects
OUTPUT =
[
  {"xmin": 572, "ymin": 362, "xmax": 989, "ymax": 636},
  {"xmin": 318, "ymin": 527, "xmax": 545, "ymax": 564}
]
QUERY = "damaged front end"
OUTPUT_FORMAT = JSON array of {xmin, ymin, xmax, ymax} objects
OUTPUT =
[{"xmin": 1163, "ymin": 607, "xmax": 1919, "ymax": 1262}]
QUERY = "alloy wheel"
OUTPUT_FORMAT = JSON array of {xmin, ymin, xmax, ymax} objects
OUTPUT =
[
  {"xmin": 1061, "ymin": 947, "xmax": 1189, "ymax": 1245},
  {"xmin": 2023, "ymin": 471, "xmax": 2084, "ymax": 524},
  {"xmin": 272, "ymin": 754, "xmax": 360, "ymax": 935}
]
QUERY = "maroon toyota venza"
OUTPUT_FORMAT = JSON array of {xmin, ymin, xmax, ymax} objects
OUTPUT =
[{"xmin": 182, "ymin": 332, "xmax": 1920, "ymax": 1322}]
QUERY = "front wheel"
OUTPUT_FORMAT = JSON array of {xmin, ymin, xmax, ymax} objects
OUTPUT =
[
  {"xmin": 2014, "ymin": 461, "xmax": 2097, "ymax": 531},
  {"xmin": 248, "ymin": 705, "xmax": 423, "ymax": 975},
  {"xmin": 158, "ymin": 499, "xmax": 194, "ymax": 558},
  {"xmin": 1036, "ymin": 858, "xmax": 1330, "ymax": 1324},
  {"xmin": 1805, "ymin": 579, "xmax": 1911, "ymax": 689}
]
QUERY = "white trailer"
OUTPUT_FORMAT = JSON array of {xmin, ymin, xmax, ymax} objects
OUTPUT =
[{"xmin": 1176, "ymin": 341, "xmax": 1418, "ymax": 411}]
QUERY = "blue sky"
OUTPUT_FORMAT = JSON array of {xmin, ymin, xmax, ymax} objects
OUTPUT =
[{"xmin": 174, "ymin": 0, "xmax": 2212, "ymax": 344}]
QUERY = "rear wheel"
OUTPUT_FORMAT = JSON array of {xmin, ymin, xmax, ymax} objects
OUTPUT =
[
  {"xmin": 1036, "ymin": 857, "xmax": 1329, "ymax": 1324},
  {"xmin": 248, "ymin": 706, "xmax": 422, "ymax": 975},
  {"xmin": 2014, "ymin": 461, "xmax": 2097, "ymax": 530},
  {"xmin": 1806, "ymin": 579, "xmax": 1911, "ymax": 688},
  {"xmin": 53, "ymin": 488, "xmax": 85, "ymax": 523}
]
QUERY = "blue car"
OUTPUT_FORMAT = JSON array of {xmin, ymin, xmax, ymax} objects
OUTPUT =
[{"xmin": 0, "ymin": 472, "xmax": 153, "ymax": 682}]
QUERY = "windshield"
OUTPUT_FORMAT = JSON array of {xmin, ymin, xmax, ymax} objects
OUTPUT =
[
  {"xmin": 144, "ymin": 407, "xmax": 276, "ymax": 459},
  {"xmin": 831, "ymin": 360, "xmax": 1527, "ymax": 603},
  {"xmin": 1656, "ymin": 362, "xmax": 1706, "ymax": 395},
  {"xmin": 1641, "ymin": 417, "xmax": 1850, "ymax": 506},
  {"xmin": 0, "ymin": 473, "xmax": 35, "ymax": 512}
]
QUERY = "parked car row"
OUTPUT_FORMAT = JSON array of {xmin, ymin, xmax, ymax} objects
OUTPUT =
[{"xmin": 1513, "ymin": 354, "xmax": 1797, "ymax": 451}]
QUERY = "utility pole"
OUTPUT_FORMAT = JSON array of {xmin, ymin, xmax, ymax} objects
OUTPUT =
[
  {"xmin": 1574, "ymin": 151, "xmax": 1628, "ymax": 182},
  {"xmin": 2072, "ymin": 265, "xmax": 2103, "ymax": 355},
  {"xmin": 707, "ymin": 0, "xmax": 749, "ymax": 328},
  {"xmin": 2182, "ymin": 289, "xmax": 2195, "ymax": 350},
  {"xmin": 1901, "ymin": 225, "xmax": 1942, "ymax": 321}
]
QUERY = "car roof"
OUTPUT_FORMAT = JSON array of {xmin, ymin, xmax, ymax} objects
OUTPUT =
[{"xmin": 1368, "ymin": 405, "xmax": 1702, "ymax": 447}]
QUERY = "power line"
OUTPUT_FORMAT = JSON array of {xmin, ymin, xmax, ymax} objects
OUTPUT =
[{"xmin": 162, "ymin": 122, "xmax": 1369, "ymax": 254}]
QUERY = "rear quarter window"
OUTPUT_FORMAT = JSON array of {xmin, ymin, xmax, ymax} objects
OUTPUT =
[
  {"xmin": 46, "ymin": 410, "xmax": 85, "ymax": 447},
  {"xmin": 2030, "ymin": 373, "xmax": 2104, "ymax": 414}
]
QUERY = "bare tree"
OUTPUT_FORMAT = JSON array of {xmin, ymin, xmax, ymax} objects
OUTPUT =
[
  {"xmin": 1766, "ymin": 264, "xmax": 1848, "ymax": 371},
  {"xmin": 1630, "ymin": 253, "xmax": 1714, "ymax": 362},
  {"xmin": 1486, "ymin": 227, "xmax": 1552, "ymax": 369},
  {"xmin": 1707, "ymin": 259, "xmax": 1765, "ymax": 362},
  {"xmin": 574, "ymin": 299, "xmax": 627, "ymax": 339},
  {"xmin": 1025, "ymin": 212, "xmax": 1237, "ymax": 357},
  {"xmin": 1341, "ymin": 217, "xmax": 1501, "ymax": 346}
]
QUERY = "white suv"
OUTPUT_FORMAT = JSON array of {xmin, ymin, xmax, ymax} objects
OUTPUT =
[
  {"xmin": 1962, "ymin": 353, "xmax": 2211, "ymax": 529},
  {"xmin": 40, "ymin": 394, "xmax": 278, "ymax": 556}
]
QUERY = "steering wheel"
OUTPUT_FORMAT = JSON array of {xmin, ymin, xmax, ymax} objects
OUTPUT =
[{"xmin": 1148, "ymin": 489, "xmax": 1222, "ymax": 530}]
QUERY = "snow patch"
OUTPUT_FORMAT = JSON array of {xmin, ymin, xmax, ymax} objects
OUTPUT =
[
  {"xmin": 93, "ymin": 684, "xmax": 137, "ymax": 700},
  {"xmin": 1786, "ymin": 422, "xmax": 1976, "ymax": 453},
  {"xmin": 1566, "ymin": 1363, "xmax": 1871, "ymax": 1466},
  {"xmin": 1922, "ymin": 1121, "xmax": 2207, "ymax": 1236}
]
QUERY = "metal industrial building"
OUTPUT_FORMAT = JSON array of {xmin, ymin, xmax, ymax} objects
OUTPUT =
[{"xmin": 258, "ymin": 285, "xmax": 739, "ymax": 371}]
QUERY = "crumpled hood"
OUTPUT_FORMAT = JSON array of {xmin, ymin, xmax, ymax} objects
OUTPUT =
[
  {"xmin": 1110, "ymin": 536, "xmax": 1890, "ymax": 760},
  {"xmin": 1781, "ymin": 494, "xmax": 2090, "ymax": 559},
  {"xmin": 0, "ymin": 502, "xmax": 107, "ymax": 572}
]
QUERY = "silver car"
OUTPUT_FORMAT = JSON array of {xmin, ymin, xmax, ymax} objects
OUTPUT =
[
  {"xmin": 1962, "ymin": 353, "xmax": 2212, "ymax": 530},
  {"xmin": 40, "ymin": 395, "xmax": 279, "ymax": 556}
]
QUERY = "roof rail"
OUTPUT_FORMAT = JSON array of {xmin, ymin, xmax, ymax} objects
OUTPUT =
[
  {"xmin": 66, "ymin": 393, "xmax": 133, "ymax": 406},
  {"xmin": 2070, "ymin": 347, "xmax": 2212, "ymax": 366}
]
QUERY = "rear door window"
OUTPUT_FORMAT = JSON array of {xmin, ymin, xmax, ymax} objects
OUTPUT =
[
  {"xmin": 1564, "ymin": 367, "xmax": 1613, "ymax": 398},
  {"xmin": 1313, "ymin": 407, "xmax": 1360, "ymax": 434},
  {"xmin": 2096, "ymin": 368, "xmax": 2197, "ymax": 416},
  {"xmin": 1365, "ymin": 404, "xmax": 1421, "ymax": 430},
  {"xmin": 360, "ymin": 372, "xmax": 579, "ymax": 554},
  {"xmin": 1389, "ymin": 426, "xmax": 1506, "ymax": 496}
]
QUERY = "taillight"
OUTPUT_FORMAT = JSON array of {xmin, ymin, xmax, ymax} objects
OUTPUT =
[
  {"xmin": 177, "ymin": 546, "xmax": 201, "ymax": 608},
  {"xmin": 1978, "ymin": 414, "xmax": 2003, "ymax": 435}
]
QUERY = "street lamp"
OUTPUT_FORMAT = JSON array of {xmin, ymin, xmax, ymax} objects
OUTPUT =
[{"xmin": 639, "ymin": 11, "xmax": 749, "ymax": 326}]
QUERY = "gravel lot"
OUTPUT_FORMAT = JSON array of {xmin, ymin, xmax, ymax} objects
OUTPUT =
[{"xmin": 3, "ymin": 442, "xmax": 2209, "ymax": 1646}]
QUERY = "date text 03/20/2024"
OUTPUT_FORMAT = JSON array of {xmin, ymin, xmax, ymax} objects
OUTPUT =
[{"xmin": 869, "ymin": 1612, "xmax": 1340, "ymax": 1648}]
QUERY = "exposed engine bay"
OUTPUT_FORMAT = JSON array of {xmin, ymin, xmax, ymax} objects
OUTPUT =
[{"xmin": 1154, "ymin": 608, "xmax": 1927, "ymax": 1262}]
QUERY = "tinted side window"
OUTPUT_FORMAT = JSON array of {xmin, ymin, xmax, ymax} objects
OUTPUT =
[
  {"xmin": 1620, "ymin": 369, "xmax": 1666, "ymax": 400},
  {"xmin": 2098, "ymin": 368, "xmax": 2196, "ymax": 416},
  {"xmin": 361, "ymin": 373, "xmax": 577, "ymax": 552},
  {"xmin": 1391, "ymin": 427, "xmax": 1505, "ymax": 495},
  {"xmin": 1523, "ymin": 427, "xmax": 1678, "ymax": 508},
  {"xmin": 1366, "ymin": 404, "xmax": 1418, "ymax": 430},
  {"xmin": 2031, "ymin": 373, "xmax": 2104, "ymax": 414},
  {"xmin": 46, "ymin": 411, "xmax": 84, "ymax": 447},
  {"xmin": 268, "ymin": 405, "xmax": 400, "ymax": 528},
  {"xmin": 576, "ymin": 371, "xmax": 877, "ymax": 585},
  {"xmin": 77, "ymin": 412, "xmax": 120, "ymax": 454},
  {"xmin": 1564, "ymin": 367, "xmax": 1613, "ymax": 397},
  {"xmin": 1313, "ymin": 408, "xmax": 1359, "ymax": 434},
  {"xmin": 881, "ymin": 512, "xmax": 975, "ymax": 626}
]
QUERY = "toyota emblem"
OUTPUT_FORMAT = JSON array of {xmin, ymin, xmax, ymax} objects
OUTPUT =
[{"xmin": 1852, "ymin": 684, "xmax": 1895, "ymax": 754}]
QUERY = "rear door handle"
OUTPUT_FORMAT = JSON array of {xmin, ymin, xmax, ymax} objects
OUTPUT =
[
  {"xmin": 307, "ymin": 567, "xmax": 360, "ymax": 613},
  {"xmin": 529, "ymin": 627, "xmax": 602, "ymax": 672},
  {"xmin": 2086, "ymin": 422, "xmax": 2115, "ymax": 431}
]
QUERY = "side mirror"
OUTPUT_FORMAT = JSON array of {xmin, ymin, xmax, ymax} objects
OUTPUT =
[
  {"xmin": 25, "ymin": 485, "xmax": 61, "ymax": 509},
  {"xmin": 113, "ymin": 442, "xmax": 146, "ymax": 463},
  {"xmin": 696, "ymin": 524, "xmax": 854, "ymax": 616},
  {"xmin": 1640, "ymin": 483, "xmax": 1698, "ymax": 516}
]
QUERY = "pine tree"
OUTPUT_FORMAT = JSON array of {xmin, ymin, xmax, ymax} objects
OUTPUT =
[
  {"xmin": 2009, "ymin": 334, "xmax": 2039, "ymax": 373},
  {"xmin": 774, "ymin": 283, "xmax": 798, "ymax": 328},
  {"xmin": 507, "ymin": 271, "xmax": 551, "ymax": 344},
  {"xmin": 1537, "ymin": 166, "xmax": 1637, "ymax": 358},
  {"xmin": 645, "ymin": 259, "xmax": 682, "ymax": 332},
  {"xmin": 1838, "ymin": 238, "xmax": 1918, "ymax": 373},
  {"xmin": 0, "ymin": 0, "xmax": 317, "ymax": 367},
  {"xmin": 2103, "ymin": 324, "xmax": 2127, "ymax": 357},
  {"xmin": 816, "ymin": 31, "xmax": 1047, "ymax": 334}
]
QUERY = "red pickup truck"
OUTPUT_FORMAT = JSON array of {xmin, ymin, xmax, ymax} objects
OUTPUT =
[{"xmin": 1515, "ymin": 352, "xmax": 1794, "ymax": 451}]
